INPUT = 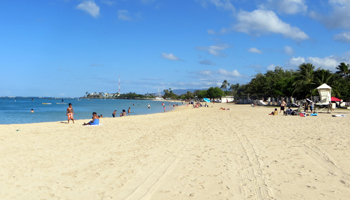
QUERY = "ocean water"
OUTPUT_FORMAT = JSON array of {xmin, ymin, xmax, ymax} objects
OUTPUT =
[{"xmin": 0, "ymin": 98, "xmax": 181, "ymax": 124}]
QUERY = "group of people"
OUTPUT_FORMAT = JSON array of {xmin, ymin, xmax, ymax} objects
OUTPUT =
[
  {"xmin": 66, "ymin": 103, "xmax": 99, "ymax": 126},
  {"xmin": 66, "ymin": 102, "xmax": 158, "ymax": 125},
  {"xmin": 269, "ymin": 99, "xmax": 314, "ymax": 116},
  {"xmin": 190, "ymin": 102, "xmax": 209, "ymax": 108}
]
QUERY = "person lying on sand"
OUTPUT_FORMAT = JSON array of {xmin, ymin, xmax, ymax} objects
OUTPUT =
[
  {"xmin": 83, "ymin": 112, "xmax": 100, "ymax": 125},
  {"xmin": 219, "ymin": 107, "xmax": 230, "ymax": 111}
]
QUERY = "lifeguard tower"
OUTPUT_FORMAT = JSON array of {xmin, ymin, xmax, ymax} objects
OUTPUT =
[{"xmin": 316, "ymin": 83, "xmax": 332, "ymax": 113}]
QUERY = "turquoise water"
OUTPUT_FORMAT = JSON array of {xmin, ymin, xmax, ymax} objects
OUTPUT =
[{"xmin": 0, "ymin": 98, "xmax": 181, "ymax": 124}]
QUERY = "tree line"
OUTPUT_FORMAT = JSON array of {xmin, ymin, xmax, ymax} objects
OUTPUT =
[
  {"xmin": 165, "ymin": 62, "xmax": 350, "ymax": 101},
  {"xmin": 85, "ymin": 62, "xmax": 350, "ymax": 101},
  {"xmin": 242, "ymin": 62, "xmax": 350, "ymax": 100}
]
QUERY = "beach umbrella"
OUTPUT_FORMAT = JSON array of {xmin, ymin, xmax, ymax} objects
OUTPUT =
[
  {"xmin": 203, "ymin": 98, "xmax": 210, "ymax": 103},
  {"xmin": 331, "ymin": 97, "xmax": 342, "ymax": 102}
]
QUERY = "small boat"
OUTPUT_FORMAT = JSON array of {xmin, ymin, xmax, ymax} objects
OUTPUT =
[
  {"xmin": 56, "ymin": 103, "xmax": 67, "ymax": 104},
  {"xmin": 42, "ymin": 103, "xmax": 52, "ymax": 105}
]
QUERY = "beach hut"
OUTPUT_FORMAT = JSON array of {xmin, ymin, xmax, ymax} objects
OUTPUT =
[{"xmin": 316, "ymin": 83, "xmax": 332, "ymax": 113}]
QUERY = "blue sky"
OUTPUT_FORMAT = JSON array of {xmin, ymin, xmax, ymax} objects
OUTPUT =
[{"xmin": 1, "ymin": 0, "xmax": 350, "ymax": 97}]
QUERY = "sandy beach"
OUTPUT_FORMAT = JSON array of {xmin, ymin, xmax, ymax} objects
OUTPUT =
[{"xmin": 1, "ymin": 104, "xmax": 350, "ymax": 200}]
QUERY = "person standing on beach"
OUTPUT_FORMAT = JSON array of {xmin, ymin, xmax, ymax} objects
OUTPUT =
[
  {"xmin": 304, "ymin": 102, "xmax": 309, "ymax": 113},
  {"xmin": 66, "ymin": 103, "xmax": 74, "ymax": 124},
  {"xmin": 280, "ymin": 99, "xmax": 286, "ymax": 114},
  {"xmin": 310, "ymin": 102, "xmax": 314, "ymax": 113},
  {"xmin": 112, "ymin": 110, "xmax": 117, "ymax": 117}
]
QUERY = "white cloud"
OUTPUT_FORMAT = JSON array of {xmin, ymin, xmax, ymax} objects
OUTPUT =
[
  {"xmin": 259, "ymin": 0, "xmax": 308, "ymax": 14},
  {"xmin": 284, "ymin": 46, "xmax": 295, "ymax": 55},
  {"xmin": 161, "ymin": 52, "xmax": 181, "ymax": 61},
  {"xmin": 118, "ymin": 10, "xmax": 131, "ymax": 21},
  {"xmin": 307, "ymin": 56, "xmax": 339, "ymax": 70},
  {"xmin": 200, "ymin": 0, "xmax": 235, "ymax": 13},
  {"xmin": 333, "ymin": 32, "xmax": 350, "ymax": 43},
  {"xmin": 233, "ymin": 10, "xmax": 309, "ymax": 41},
  {"xmin": 218, "ymin": 69, "xmax": 242, "ymax": 77},
  {"xmin": 207, "ymin": 29, "xmax": 216, "ymax": 35},
  {"xmin": 287, "ymin": 53, "xmax": 350, "ymax": 71},
  {"xmin": 267, "ymin": 64, "xmax": 276, "ymax": 70},
  {"xmin": 248, "ymin": 47, "xmax": 262, "ymax": 54},
  {"xmin": 76, "ymin": 1, "xmax": 100, "ymax": 18},
  {"xmin": 289, "ymin": 56, "xmax": 306, "ymax": 67},
  {"xmin": 195, "ymin": 44, "xmax": 230, "ymax": 56},
  {"xmin": 311, "ymin": 0, "xmax": 350, "ymax": 30}
]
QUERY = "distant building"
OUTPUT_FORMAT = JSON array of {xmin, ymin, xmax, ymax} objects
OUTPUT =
[{"xmin": 221, "ymin": 96, "xmax": 234, "ymax": 103}]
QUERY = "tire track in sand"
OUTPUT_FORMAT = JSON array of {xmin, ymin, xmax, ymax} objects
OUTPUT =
[
  {"xmin": 302, "ymin": 144, "xmax": 350, "ymax": 186},
  {"xmin": 112, "ymin": 134, "xmax": 191, "ymax": 200},
  {"xmin": 234, "ymin": 131, "xmax": 272, "ymax": 200}
]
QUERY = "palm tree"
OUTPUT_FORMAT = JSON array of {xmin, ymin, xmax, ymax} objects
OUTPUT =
[
  {"xmin": 335, "ymin": 62, "xmax": 350, "ymax": 78},
  {"xmin": 221, "ymin": 80, "xmax": 230, "ymax": 95},
  {"xmin": 293, "ymin": 63, "xmax": 316, "ymax": 98}
]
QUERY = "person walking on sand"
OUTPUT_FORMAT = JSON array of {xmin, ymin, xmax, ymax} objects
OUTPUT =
[
  {"xmin": 66, "ymin": 103, "xmax": 75, "ymax": 124},
  {"xmin": 112, "ymin": 110, "xmax": 117, "ymax": 118}
]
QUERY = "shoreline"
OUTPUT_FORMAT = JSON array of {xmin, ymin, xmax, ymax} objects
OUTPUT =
[
  {"xmin": 0, "ymin": 102, "xmax": 184, "ymax": 126},
  {"xmin": 1, "ymin": 103, "xmax": 349, "ymax": 126}
]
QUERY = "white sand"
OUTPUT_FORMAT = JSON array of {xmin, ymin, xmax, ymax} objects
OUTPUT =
[{"xmin": 1, "ymin": 104, "xmax": 350, "ymax": 200}]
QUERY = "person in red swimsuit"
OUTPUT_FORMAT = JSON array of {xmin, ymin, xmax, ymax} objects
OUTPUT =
[{"xmin": 66, "ymin": 103, "xmax": 75, "ymax": 124}]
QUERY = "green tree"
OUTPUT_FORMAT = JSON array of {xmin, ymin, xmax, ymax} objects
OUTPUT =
[
  {"xmin": 207, "ymin": 87, "xmax": 224, "ymax": 100},
  {"xmin": 336, "ymin": 62, "xmax": 350, "ymax": 78},
  {"xmin": 293, "ymin": 63, "xmax": 316, "ymax": 98},
  {"xmin": 163, "ymin": 88, "xmax": 178, "ymax": 99},
  {"xmin": 197, "ymin": 90, "xmax": 208, "ymax": 99},
  {"xmin": 185, "ymin": 91, "xmax": 194, "ymax": 99},
  {"xmin": 220, "ymin": 80, "xmax": 230, "ymax": 95}
]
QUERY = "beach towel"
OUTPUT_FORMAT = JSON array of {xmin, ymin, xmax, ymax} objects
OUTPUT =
[
  {"xmin": 83, "ymin": 124, "xmax": 103, "ymax": 126},
  {"xmin": 332, "ymin": 115, "xmax": 346, "ymax": 117},
  {"xmin": 299, "ymin": 113, "xmax": 305, "ymax": 117}
]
